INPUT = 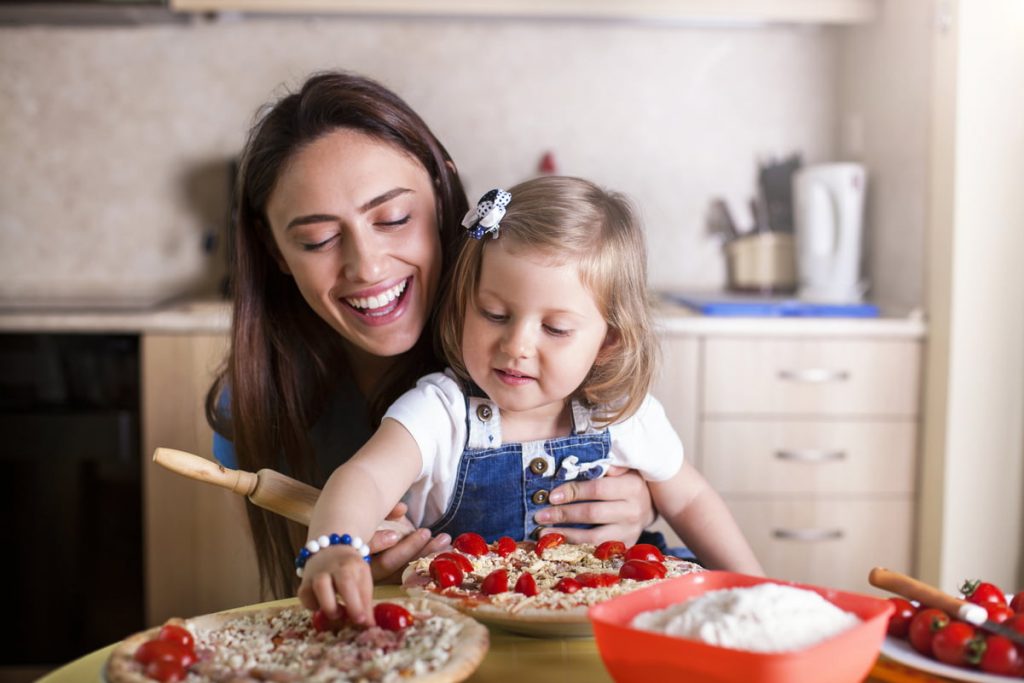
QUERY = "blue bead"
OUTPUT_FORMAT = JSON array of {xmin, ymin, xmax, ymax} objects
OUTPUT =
[
  {"xmin": 341, "ymin": 533, "xmax": 352, "ymax": 545},
  {"xmin": 364, "ymin": 555, "xmax": 372, "ymax": 563},
  {"xmin": 294, "ymin": 557, "xmax": 303, "ymax": 567},
  {"xmin": 329, "ymin": 533, "xmax": 342, "ymax": 545},
  {"xmin": 298, "ymin": 548, "xmax": 311, "ymax": 559}
]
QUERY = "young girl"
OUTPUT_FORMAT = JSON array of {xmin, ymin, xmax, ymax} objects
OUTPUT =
[{"xmin": 298, "ymin": 176, "xmax": 762, "ymax": 624}]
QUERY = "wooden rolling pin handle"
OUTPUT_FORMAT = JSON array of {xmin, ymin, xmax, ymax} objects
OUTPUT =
[
  {"xmin": 153, "ymin": 447, "xmax": 258, "ymax": 496},
  {"xmin": 869, "ymin": 567, "xmax": 973, "ymax": 619}
]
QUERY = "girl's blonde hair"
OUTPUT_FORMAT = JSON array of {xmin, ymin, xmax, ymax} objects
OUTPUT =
[{"xmin": 437, "ymin": 175, "xmax": 656, "ymax": 426}]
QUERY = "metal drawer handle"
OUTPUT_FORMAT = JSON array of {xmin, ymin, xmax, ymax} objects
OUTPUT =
[
  {"xmin": 772, "ymin": 528, "xmax": 845, "ymax": 542},
  {"xmin": 777, "ymin": 368, "xmax": 850, "ymax": 383},
  {"xmin": 774, "ymin": 449, "xmax": 847, "ymax": 463}
]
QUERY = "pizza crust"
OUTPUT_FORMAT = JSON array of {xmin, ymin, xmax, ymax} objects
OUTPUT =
[{"xmin": 105, "ymin": 598, "xmax": 488, "ymax": 683}]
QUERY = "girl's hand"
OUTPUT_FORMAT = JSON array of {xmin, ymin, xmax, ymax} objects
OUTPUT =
[
  {"xmin": 534, "ymin": 467, "xmax": 655, "ymax": 544},
  {"xmin": 297, "ymin": 545, "xmax": 375, "ymax": 626}
]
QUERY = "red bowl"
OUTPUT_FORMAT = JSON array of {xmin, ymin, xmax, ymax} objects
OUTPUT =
[{"xmin": 588, "ymin": 571, "xmax": 893, "ymax": 683}]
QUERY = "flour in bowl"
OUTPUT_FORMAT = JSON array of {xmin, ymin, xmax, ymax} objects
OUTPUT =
[{"xmin": 631, "ymin": 583, "xmax": 860, "ymax": 652}]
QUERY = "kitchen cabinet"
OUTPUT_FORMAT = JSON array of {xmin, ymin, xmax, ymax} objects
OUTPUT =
[
  {"xmin": 649, "ymin": 317, "xmax": 923, "ymax": 593},
  {"xmin": 166, "ymin": 0, "xmax": 878, "ymax": 24},
  {"xmin": 141, "ymin": 332, "xmax": 261, "ymax": 625}
]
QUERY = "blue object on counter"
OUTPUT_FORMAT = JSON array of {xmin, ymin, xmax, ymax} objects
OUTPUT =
[{"xmin": 669, "ymin": 292, "xmax": 880, "ymax": 318}]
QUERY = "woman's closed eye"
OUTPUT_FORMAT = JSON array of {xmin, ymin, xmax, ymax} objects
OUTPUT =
[
  {"xmin": 376, "ymin": 214, "xmax": 411, "ymax": 229},
  {"xmin": 300, "ymin": 234, "xmax": 339, "ymax": 251}
]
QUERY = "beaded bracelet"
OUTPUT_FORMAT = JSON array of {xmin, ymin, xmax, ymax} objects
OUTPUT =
[{"xmin": 295, "ymin": 533, "xmax": 371, "ymax": 577}]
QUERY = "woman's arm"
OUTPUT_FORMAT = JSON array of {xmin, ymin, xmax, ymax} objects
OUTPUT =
[
  {"xmin": 651, "ymin": 461, "xmax": 763, "ymax": 574},
  {"xmin": 298, "ymin": 419, "xmax": 423, "ymax": 624},
  {"xmin": 535, "ymin": 467, "xmax": 656, "ymax": 544}
]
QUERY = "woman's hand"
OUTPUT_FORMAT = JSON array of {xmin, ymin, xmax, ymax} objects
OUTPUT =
[
  {"xmin": 534, "ymin": 467, "xmax": 655, "ymax": 545},
  {"xmin": 367, "ymin": 502, "xmax": 451, "ymax": 583}
]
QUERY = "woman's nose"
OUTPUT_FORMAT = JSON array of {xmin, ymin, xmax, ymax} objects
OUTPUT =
[{"xmin": 341, "ymin": 230, "xmax": 385, "ymax": 283}]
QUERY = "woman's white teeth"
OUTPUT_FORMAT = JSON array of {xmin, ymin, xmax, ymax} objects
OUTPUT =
[{"xmin": 346, "ymin": 280, "xmax": 406, "ymax": 311}]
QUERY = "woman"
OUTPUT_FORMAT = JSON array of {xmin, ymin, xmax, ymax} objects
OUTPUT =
[{"xmin": 207, "ymin": 71, "xmax": 656, "ymax": 599}]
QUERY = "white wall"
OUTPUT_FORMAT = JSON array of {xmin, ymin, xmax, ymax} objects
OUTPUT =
[{"xmin": 0, "ymin": 17, "xmax": 843, "ymax": 306}]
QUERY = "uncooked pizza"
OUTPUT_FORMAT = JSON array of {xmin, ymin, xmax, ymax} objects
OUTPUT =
[
  {"xmin": 105, "ymin": 597, "xmax": 488, "ymax": 683},
  {"xmin": 402, "ymin": 532, "xmax": 703, "ymax": 636}
]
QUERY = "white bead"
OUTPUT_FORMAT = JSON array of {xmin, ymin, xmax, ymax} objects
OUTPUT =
[
  {"xmin": 296, "ymin": 567, "xmax": 304, "ymax": 577},
  {"xmin": 305, "ymin": 539, "xmax": 320, "ymax": 553},
  {"xmin": 350, "ymin": 536, "xmax": 364, "ymax": 550},
  {"xmin": 317, "ymin": 535, "xmax": 330, "ymax": 549}
]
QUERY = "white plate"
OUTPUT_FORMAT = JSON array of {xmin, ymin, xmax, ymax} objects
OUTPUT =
[{"xmin": 881, "ymin": 637, "xmax": 1011, "ymax": 683}]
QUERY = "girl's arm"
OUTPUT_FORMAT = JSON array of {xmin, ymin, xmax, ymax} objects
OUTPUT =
[
  {"xmin": 297, "ymin": 418, "xmax": 424, "ymax": 624},
  {"xmin": 650, "ymin": 461, "xmax": 764, "ymax": 575}
]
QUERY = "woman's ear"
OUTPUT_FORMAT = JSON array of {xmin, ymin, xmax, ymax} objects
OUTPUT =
[{"xmin": 595, "ymin": 328, "xmax": 621, "ymax": 366}]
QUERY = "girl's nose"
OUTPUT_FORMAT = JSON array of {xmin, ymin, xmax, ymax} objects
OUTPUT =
[
  {"xmin": 341, "ymin": 230, "xmax": 385, "ymax": 283},
  {"xmin": 501, "ymin": 322, "xmax": 536, "ymax": 358}
]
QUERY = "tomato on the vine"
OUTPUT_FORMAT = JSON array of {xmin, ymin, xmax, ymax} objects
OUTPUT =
[
  {"xmin": 885, "ymin": 598, "xmax": 919, "ymax": 638},
  {"xmin": 931, "ymin": 621, "xmax": 982, "ymax": 667},
  {"xmin": 960, "ymin": 579, "xmax": 1007, "ymax": 608},
  {"xmin": 481, "ymin": 569, "xmax": 510, "ymax": 595},
  {"xmin": 373, "ymin": 603, "xmax": 414, "ymax": 631},
  {"xmin": 453, "ymin": 532, "xmax": 489, "ymax": 556},
  {"xmin": 985, "ymin": 602, "xmax": 1014, "ymax": 624},
  {"xmin": 1010, "ymin": 592, "xmax": 1022, "ymax": 613},
  {"xmin": 908, "ymin": 608, "xmax": 950, "ymax": 656},
  {"xmin": 979, "ymin": 634, "xmax": 1024, "ymax": 676}
]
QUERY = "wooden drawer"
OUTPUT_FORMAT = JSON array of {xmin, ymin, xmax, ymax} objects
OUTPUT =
[
  {"xmin": 702, "ymin": 419, "xmax": 917, "ymax": 495},
  {"xmin": 726, "ymin": 497, "xmax": 913, "ymax": 593},
  {"xmin": 703, "ymin": 338, "xmax": 920, "ymax": 417}
]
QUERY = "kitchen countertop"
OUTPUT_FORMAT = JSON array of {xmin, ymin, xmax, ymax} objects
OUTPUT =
[{"xmin": 0, "ymin": 295, "xmax": 927, "ymax": 338}]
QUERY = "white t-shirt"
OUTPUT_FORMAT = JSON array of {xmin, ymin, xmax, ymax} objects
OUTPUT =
[{"xmin": 383, "ymin": 371, "xmax": 685, "ymax": 529}]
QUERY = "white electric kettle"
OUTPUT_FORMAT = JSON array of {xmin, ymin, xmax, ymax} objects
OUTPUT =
[{"xmin": 793, "ymin": 163, "xmax": 868, "ymax": 303}]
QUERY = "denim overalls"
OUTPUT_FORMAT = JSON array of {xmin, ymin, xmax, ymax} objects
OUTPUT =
[{"xmin": 429, "ymin": 395, "xmax": 611, "ymax": 543}]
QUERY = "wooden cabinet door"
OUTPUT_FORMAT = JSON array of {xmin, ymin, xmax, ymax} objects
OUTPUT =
[{"xmin": 142, "ymin": 333, "xmax": 261, "ymax": 625}]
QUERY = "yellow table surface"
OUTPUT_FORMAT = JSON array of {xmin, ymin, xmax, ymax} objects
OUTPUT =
[{"xmin": 40, "ymin": 586, "xmax": 914, "ymax": 683}]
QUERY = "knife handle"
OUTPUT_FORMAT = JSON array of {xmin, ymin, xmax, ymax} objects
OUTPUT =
[{"xmin": 868, "ymin": 567, "xmax": 987, "ymax": 624}]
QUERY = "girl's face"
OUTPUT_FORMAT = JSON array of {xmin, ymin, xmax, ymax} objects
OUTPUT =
[
  {"xmin": 461, "ymin": 240, "xmax": 611, "ymax": 426},
  {"xmin": 266, "ymin": 129, "xmax": 442, "ymax": 363}
]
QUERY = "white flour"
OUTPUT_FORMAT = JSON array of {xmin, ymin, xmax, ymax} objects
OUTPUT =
[{"xmin": 631, "ymin": 583, "xmax": 860, "ymax": 652}]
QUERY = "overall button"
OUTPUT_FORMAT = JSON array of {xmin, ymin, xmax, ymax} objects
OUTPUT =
[
  {"xmin": 531, "ymin": 489, "xmax": 549, "ymax": 505},
  {"xmin": 530, "ymin": 526, "xmax": 546, "ymax": 540},
  {"xmin": 528, "ymin": 457, "xmax": 548, "ymax": 475},
  {"xmin": 476, "ymin": 404, "xmax": 493, "ymax": 421}
]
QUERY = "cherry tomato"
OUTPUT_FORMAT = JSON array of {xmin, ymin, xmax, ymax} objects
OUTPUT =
[
  {"xmin": 885, "ymin": 598, "xmax": 919, "ymax": 638},
  {"xmin": 156, "ymin": 624, "xmax": 194, "ymax": 653},
  {"xmin": 554, "ymin": 577, "xmax": 582, "ymax": 593},
  {"xmin": 979, "ymin": 634, "xmax": 1024, "ymax": 676},
  {"xmin": 311, "ymin": 606, "xmax": 349, "ymax": 633},
  {"xmin": 514, "ymin": 572, "xmax": 538, "ymax": 597},
  {"xmin": 133, "ymin": 640, "xmax": 195, "ymax": 668},
  {"xmin": 908, "ymin": 608, "xmax": 950, "ymax": 656},
  {"xmin": 625, "ymin": 543, "xmax": 664, "ymax": 563},
  {"xmin": 434, "ymin": 552, "xmax": 473, "ymax": 573},
  {"xmin": 931, "ymin": 621, "xmax": 981, "ymax": 666},
  {"xmin": 535, "ymin": 532, "xmax": 566, "ymax": 556},
  {"xmin": 453, "ymin": 532, "xmax": 489, "ymax": 556},
  {"xmin": 1004, "ymin": 613, "xmax": 1024, "ymax": 637},
  {"xmin": 961, "ymin": 579, "xmax": 1007, "ymax": 608},
  {"xmin": 144, "ymin": 659, "xmax": 186, "ymax": 682},
  {"xmin": 429, "ymin": 558, "xmax": 465, "ymax": 588},
  {"xmin": 481, "ymin": 569, "xmax": 510, "ymax": 595},
  {"xmin": 373, "ymin": 603, "xmax": 415, "ymax": 632},
  {"xmin": 619, "ymin": 559, "xmax": 668, "ymax": 581},
  {"xmin": 575, "ymin": 572, "xmax": 621, "ymax": 589},
  {"xmin": 985, "ymin": 602, "xmax": 1014, "ymax": 624},
  {"xmin": 593, "ymin": 541, "xmax": 627, "ymax": 560},
  {"xmin": 493, "ymin": 536, "xmax": 517, "ymax": 557},
  {"xmin": 1009, "ymin": 592, "xmax": 1022, "ymax": 613}
]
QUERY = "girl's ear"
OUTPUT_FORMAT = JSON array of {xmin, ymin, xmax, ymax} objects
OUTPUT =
[{"xmin": 595, "ymin": 328, "xmax": 620, "ymax": 366}]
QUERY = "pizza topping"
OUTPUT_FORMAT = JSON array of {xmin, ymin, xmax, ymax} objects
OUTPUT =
[
  {"xmin": 144, "ymin": 659, "xmax": 187, "ymax": 683},
  {"xmin": 625, "ymin": 543, "xmax": 665, "ymax": 563},
  {"xmin": 620, "ymin": 558, "xmax": 668, "ymax": 581},
  {"xmin": 434, "ymin": 551, "xmax": 473, "ymax": 573},
  {"xmin": 554, "ymin": 577, "xmax": 583, "ymax": 594},
  {"xmin": 372, "ymin": 603, "xmax": 415, "ymax": 632},
  {"xmin": 429, "ymin": 558, "xmax": 465, "ymax": 588},
  {"xmin": 535, "ymin": 532, "xmax": 566, "ymax": 556},
  {"xmin": 514, "ymin": 572, "xmax": 538, "ymax": 596},
  {"xmin": 156, "ymin": 624, "xmax": 195, "ymax": 652},
  {"xmin": 481, "ymin": 569, "xmax": 510, "ymax": 595},
  {"xmin": 493, "ymin": 536, "xmax": 518, "ymax": 557},
  {"xmin": 453, "ymin": 532, "xmax": 489, "ymax": 556},
  {"xmin": 576, "ymin": 572, "xmax": 621, "ymax": 589},
  {"xmin": 311, "ymin": 606, "xmax": 350, "ymax": 633},
  {"xmin": 593, "ymin": 540, "xmax": 626, "ymax": 560}
]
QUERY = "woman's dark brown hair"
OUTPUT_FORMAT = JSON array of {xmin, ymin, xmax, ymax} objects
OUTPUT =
[{"xmin": 205, "ymin": 71, "xmax": 467, "ymax": 598}]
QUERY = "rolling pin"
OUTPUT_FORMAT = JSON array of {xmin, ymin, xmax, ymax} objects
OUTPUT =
[{"xmin": 152, "ymin": 447, "xmax": 407, "ymax": 536}]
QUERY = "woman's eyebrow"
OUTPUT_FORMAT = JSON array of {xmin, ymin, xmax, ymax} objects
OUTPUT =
[{"xmin": 285, "ymin": 188, "xmax": 414, "ymax": 231}]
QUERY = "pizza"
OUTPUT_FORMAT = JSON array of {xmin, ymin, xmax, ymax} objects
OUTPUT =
[
  {"xmin": 402, "ymin": 532, "xmax": 703, "ymax": 636},
  {"xmin": 105, "ymin": 597, "xmax": 488, "ymax": 683}
]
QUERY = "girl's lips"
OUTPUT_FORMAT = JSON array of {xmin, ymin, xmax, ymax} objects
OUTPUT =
[
  {"xmin": 494, "ymin": 368, "xmax": 535, "ymax": 386},
  {"xmin": 338, "ymin": 277, "xmax": 412, "ymax": 327}
]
